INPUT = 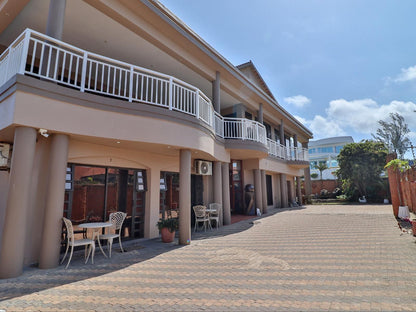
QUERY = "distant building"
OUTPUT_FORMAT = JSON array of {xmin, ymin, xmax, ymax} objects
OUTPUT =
[{"xmin": 309, "ymin": 136, "xmax": 354, "ymax": 180}]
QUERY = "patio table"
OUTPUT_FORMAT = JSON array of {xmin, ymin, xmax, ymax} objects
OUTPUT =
[{"xmin": 78, "ymin": 222, "xmax": 112, "ymax": 258}]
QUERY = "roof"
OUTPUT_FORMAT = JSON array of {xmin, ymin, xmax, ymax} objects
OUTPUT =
[
  {"xmin": 309, "ymin": 136, "xmax": 354, "ymax": 147},
  {"xmin": 236, "ymin": 61, "xmax": 276, "ymax": 101}
]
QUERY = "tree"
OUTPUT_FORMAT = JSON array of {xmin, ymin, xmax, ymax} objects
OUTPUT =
[
  {"xmin": 372, "ymin": 112, "xmax": 410, "ymax": 159},
  {"xmin": 336, "ymin": 140, "xmax": 388, "ymax": 201},
  {"xmin": 314, "ymin": 162, "xmax": 328, "ymax": 181}
]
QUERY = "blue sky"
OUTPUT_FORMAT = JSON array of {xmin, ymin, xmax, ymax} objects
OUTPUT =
[{"xmin": 160, "ymin": 0, "xmax": 416, "ymax": 150}]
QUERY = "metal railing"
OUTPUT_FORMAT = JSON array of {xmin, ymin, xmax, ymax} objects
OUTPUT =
[
  {"xmin": 0, "ymin": 28, "xmax": 309, "ymax": 161},
  {"xmin": 267, "ymin": 139, "xmax": 309, "ymax": 161}
]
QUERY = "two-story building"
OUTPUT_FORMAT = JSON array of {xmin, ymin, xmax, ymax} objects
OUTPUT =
[{"xmin": 0, "ymin": 0, "xmax": 312, "ymax": 278}]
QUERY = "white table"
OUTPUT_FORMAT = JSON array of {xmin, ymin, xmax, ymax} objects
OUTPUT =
[{"xmin": 78, "ymin": 222, "xmax": 112, "ymax": 257}]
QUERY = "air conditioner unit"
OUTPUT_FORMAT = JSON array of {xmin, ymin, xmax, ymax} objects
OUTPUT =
[
  {"xmin": 0, "ymin": 143, "xmax": 10, "ymax": 169},
  {"xmin": 196, "ymin": 160, "xmax": 212, "ymax": 175}
]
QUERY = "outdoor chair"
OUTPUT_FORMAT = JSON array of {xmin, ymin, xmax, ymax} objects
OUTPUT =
[
  {"xmin": 61, "ymin": 217, "xmax": 95, "ymax": 269},
  {"xmin": 193, "ymin": 205, "xmax": 209, "ymax": 232},
  {"xmin": 208, "ymin": 203, "xmax": 221, "ymax": 229},
  {"xmin": 99, "ymin": 211, "xmax": 127, "ymax": 258}
]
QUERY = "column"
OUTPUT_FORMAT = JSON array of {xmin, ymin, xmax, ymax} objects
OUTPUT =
[
  {"xmin": 258, "ymin": 103, "xmax": 263, "ymax": 124},
  {"xmin": 179, "ymin": 150, "xmax": 191, "ymax": 245},
  {"xmin": 303, "ymin": 142, "xmax": 312, "ymax": 197},
  {"xmin": 144, "ymin": 167, "xmax": 161, "ymax": 238},
  {"xmin": 46, "ymin": 0, "xmax": 67, "ymax": 40},
  {"xmin": 261, "ymin": 170, "xmax": 267, "ymax": 214},
  {"xmin": 254, "ymin": 169, "xmax": 262, "ymax": 213},
  {"xmin": 280, "ymin": 173, "xmax": 288, "ymax": 208},
  {"xmin": 213, "ymin": 161, "xmax": 222, "ymax": 225},
  {"xmin": 38, "ymin": 134, "xmax": 69, "ymax": 269},
  {"xmin": 212, "ymin": 71, "xmax": 221, "ymax": 113},
  {"xmin": 296, "ymin": 176, "xmax": 302, "ymax": 205},
  {"xmin": 275, "ymin": 174, "xmax": 282, "ymax": 207},
  {"xmin": 0, "ymin": 127, "xmax": 37, "ymax": 278},
  {"xmin": 221, "ymin": 163, "xmax": 231, "ymax": 225}
]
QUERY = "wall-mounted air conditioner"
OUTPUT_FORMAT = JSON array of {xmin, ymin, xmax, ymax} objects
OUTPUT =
[
  {"xmin": 0, "ymin": 143, "xmax": 10, "ymax": 169},
  {"xmin": 196, "ymin": 160, "xmax": 212, "ymax": 175}
]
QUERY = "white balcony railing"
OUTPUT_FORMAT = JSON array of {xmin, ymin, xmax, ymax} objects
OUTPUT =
[
  {"xmin": 0, "ymin": 28, "xmax": 308, "ymax": 161},
  {"xmin": 267, "ymin": 139, "xmax": 309, "ymax": 161}
]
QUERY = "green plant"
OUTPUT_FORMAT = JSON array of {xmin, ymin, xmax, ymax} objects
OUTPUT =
[{"xmin": 156, "ymin": 217, "xmax": 179, "ymax": 233}]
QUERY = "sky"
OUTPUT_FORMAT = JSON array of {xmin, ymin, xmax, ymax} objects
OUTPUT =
[{"xmin": 160, "ymin": 0, "xmax": 416, "ymax": 155}]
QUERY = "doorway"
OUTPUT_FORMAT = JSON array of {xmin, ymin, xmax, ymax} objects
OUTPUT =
[
  {"xmin": 230, "ymin": 160, "xmax": 243, "ymax": 214},
  {"xmin": 266, "ymin": 174, "xmax": 273, "ymax": 205}
]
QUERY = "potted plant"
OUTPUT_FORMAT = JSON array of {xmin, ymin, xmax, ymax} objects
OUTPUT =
[
  {"xmin": 385, "ymin": 158, "xmax": 410, "ymax": 218},
  {"xmin": 156, "ymin": 217, "xmax": 178, "ymax": 243}
]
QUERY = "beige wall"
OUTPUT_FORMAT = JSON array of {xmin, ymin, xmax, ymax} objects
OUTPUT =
[{"xmin": 0, "ymin": 171, "xmax": 9, "ymax": 248}]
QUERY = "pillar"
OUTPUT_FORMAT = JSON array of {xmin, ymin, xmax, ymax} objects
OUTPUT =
[
  {"xmin": 0, "ymin": 127, "xmax": 37, "ymax": 278},
  {"xmin": 275, "ymin": 174, "xmax": 282, "ymax": 207},
  {"xmin": 258, "ymin": 103, "xmax": 263, "ymax": 124},
  {"xmin": 222, "ymin": 163, "xmax": 231, "ymax": 225},
  {"xmin": 145, "ymin": 167, "xmax": 161, "ymax": 238},
  {"xmin": 38, "ymin": 134, "xmax": 69, "ymax": 269},
  {"xmin": 213, "ymin": 161, "xmax": 222, "ymax": 225},
  {"xmin": 254, "ymin": 169, "xmax": 262, "ymax": 212},
  {"xmin": 280, "ymin": 173, "xmax": 288, "ymax": 208},
  {"xmin": 261, "ymin": 170, "xmax": 267, "ymax": 214},
  {"xmin": 46, "ymin": 0, "xmax": 67, "ymax": 40},
  {"xmin": 179, "ymin": 150, "xmax": 191, "ymax": 245},
  {"xmin": 212, "ymin": 71, "xmax": 221, "ymax": 113},
  {"xmin": 303, "ymin": 142, "xmax": 312, "ymax": 197},
  {"xmin": 296, "ymin": 176, "xmax": 302, "ymax": 205}
]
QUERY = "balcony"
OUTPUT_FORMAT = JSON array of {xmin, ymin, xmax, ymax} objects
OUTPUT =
[{"xmin": 0, "ymin": 29, "xmax": 308, "ymax": 162}]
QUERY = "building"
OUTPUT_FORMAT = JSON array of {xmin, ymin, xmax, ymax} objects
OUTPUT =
[
  {"xmin": 0, "ymin": 0, "xmax": 312, "ymax": 278},
  {"xmin": 308, "ymin": 136, "xmax": 353, "ymax": 194}
]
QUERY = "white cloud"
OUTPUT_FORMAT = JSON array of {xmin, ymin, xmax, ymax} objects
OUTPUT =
[
  {"xmin": 394, "ymin": 65, "xmax": 416, "ymax": 82},
  {"xmin": 284, "ymin": 95, "xmax": 311, "ymax": 108},
  {"xmin": 301, "ymin": 99, "xmax": 416, "ymax": 141}
]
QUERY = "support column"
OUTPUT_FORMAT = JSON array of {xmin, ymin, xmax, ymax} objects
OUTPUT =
[
  {"xmin": 145, "ymin": 167, "xmax": 161, "ymax": 239},
  {"xmin": 0, "ymin": 127, "xmax": 37, "ymax": 278},
  {"xmin": 303, "ymin": 142, "xmax": 312, "ymax": 197},
  {"xmin": 221, "ymin": 163, "xmax": 231, "ymax": 225},
  {"xmin": 296, "ymin": 176, "xmax": 302, "ymax": 205},
  {"xmin": 179, "ymin": 150, "xmax": 191, "ymax": 245},
  {"xmin": 212, "ymin": 71, "xmax": 221, "ymax": 113},
  {"xmin": 38, "ymin": 134, "xmax": 69, "ymax": 269},
  {"xmin": 254, "ymin": 169, "xmax": 262, "ymax": 213},
  {"xmin": 46, "ymin": 0, "xmax": 67, "ymax": 40},
  {"xmin": 280, "ymin": 173, "xmax": 288, "ymax": 208},
  {"xmin": 261, "ymin": 170, "xmax": 267, "ymax": 214},
  {"xmin": 275, "ymin": 174, "xmax": 282, "ymax": 208},
  {"xmin": 213, "ymin": 161, "xmax": 222, "ymax": 225},
  {"xmin": 258, "ymin": 103, "xmax": 263, "ymax": 124}
]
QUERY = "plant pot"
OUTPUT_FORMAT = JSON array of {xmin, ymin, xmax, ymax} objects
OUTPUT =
[
  {"xmin": 161, "ymin": 227, "xmax": 175, "ymax": 243},
  {"xmin": 412, "ymin": 221, "xmax": 416, "ymax": 237}
]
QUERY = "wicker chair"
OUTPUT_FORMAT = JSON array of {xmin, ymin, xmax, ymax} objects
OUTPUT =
[
  {"xmin": 99, "ymin": 212, "xmax": 127, "ymax": 258},
  {"xmin": 208, "ymin": 203, "xmax": 221, "ymax": 229},
  {"xmin": 193, "ymin": 205, "xmax": 209, "ymax": 232},
  {"xmin": 61, "ymin": 217, "xmax": 95, "ymax": 269}
]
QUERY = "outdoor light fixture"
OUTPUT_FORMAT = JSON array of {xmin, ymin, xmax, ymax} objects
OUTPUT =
[{"xmin": 39, "ymin": 129, "xmax": 49, "ymax": 138}]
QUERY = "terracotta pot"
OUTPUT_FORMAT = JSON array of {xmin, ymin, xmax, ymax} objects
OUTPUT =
[{"xmin": 161, "ymin": 227, "xmax": 175, "ymax": 243}]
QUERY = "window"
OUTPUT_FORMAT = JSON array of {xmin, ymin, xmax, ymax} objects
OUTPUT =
[{"xmin": 335, "ymin": 145, "xmax": 344, "ymax": 153}]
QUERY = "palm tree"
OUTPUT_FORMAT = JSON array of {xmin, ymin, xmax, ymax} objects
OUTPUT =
[{"xmin": 314, "ymin": 162, "xmax": 328, "ymax": 181}]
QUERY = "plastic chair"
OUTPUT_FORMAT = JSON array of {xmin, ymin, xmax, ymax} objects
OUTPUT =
[
  {"xmin": 208, "ymin": 203, "xmax": 221, "ymax": 229},
  {"xmin": 61, "ymin": 217, "xmax": 95, "ymax": 269},
  {"xmin": 99, "ymin": 212, "xmax": 127, "ymax": 258},
  {"xmin": 193, "ymin": 205, "xmax": 209, "ymax": 232}
]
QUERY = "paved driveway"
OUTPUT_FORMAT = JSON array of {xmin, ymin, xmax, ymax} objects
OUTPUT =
[{"xmin": 1, "ymin": 204, "xmax": 416, "ymax": 311}]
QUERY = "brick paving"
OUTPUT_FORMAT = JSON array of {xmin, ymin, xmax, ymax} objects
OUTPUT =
[{"xmin": 1, "ymin": 204, "xmax": 416, "ymax": 311}]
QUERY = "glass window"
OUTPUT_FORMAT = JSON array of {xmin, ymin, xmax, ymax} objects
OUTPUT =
[
  {"xmin": 335, "ymin": 145, "xmax": 343, "ymax": 153},
  {"xmin": 331, "ymin": 160, "xmax": 338, "ymax": 167}
]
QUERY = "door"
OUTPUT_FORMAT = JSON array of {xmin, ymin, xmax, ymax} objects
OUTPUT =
[
  {"xmin": 131, "ymin": 170, "xmax": 146, "ymax": 238},
  {"xmin": 229, "ymin": 160, "xmax": 243, "ymax": 214},
  {"xmin": 266, "ymin": 174, "xmax": 273, "ymax": 205}
]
